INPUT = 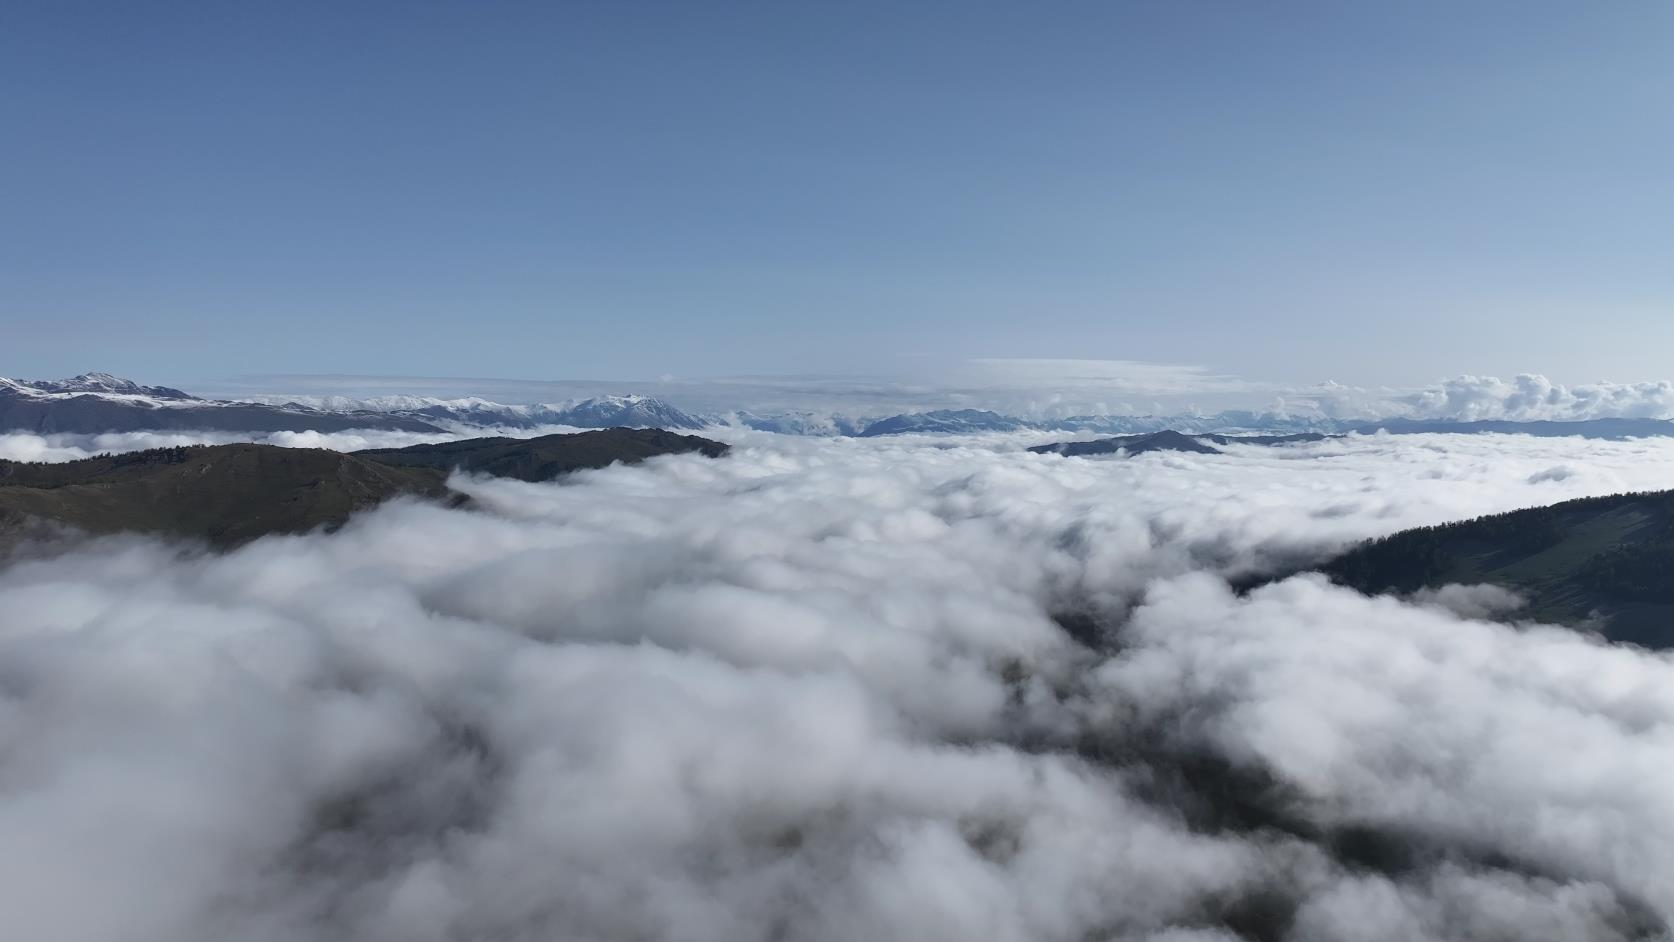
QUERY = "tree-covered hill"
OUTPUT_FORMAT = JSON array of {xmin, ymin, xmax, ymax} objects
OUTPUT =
[
  {"xmin": 0, "ymin": 444, "xmax": 453, "ymax": 546},
  {"xmin": 354, "ymin": 428, "xmax": 728, "ymax": 481},
  {"xmin": 1323, "ymin": 489, "xmax": 1674, "ymax": 647},
  {"xmin": 0, "ymin": 430, "xmax": 731, "ymax": 547}
]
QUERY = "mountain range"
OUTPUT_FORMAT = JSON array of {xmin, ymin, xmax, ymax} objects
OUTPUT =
[
  {"xmin": 364, "ymin": 393, "xmax": 709, "ymax": 431},
  {"xmin": 0, "ymin": 373, "xmax": 444, "ymax": 434},
  {"xmin": 0, "ymin": 374, "xmax": 711, "ymax": 435},
  {"xmin": 12, "ymin": 373, "xmax": 1674, "ymax": 441}
]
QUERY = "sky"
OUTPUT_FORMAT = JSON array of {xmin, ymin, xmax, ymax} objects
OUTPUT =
[{"xmin": 3, "ymin": 1, "xmax": 1672, "ymax": 393}]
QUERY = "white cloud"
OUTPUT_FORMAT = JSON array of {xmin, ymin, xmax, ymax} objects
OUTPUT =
[
  {"xmin": 4, "ymin": 432, "xmax": 1674, "ymax": 939},
  {"xmin": 1296, "ymin": 374, "xmax": 1674, "ymax": 422}
]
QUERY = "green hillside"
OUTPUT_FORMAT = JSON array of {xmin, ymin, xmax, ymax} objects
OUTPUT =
[
  {"xmin": 1323, "ymin": 490, "xmax": 1674, "ymax": 647},
  {"xmin": 354, "ymin": 427, "xmax": 728, "ymax": 481},
  {"xmin": 0, "ymin": 444, "xmax": 452, "ymax": 546},
  {"xmin": 0, "ymin": 429, "xmax": 731, "ymax": 547}
]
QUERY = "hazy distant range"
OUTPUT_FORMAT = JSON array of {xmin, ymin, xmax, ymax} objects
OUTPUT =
[{"xmin": 8, "ymin": 372, "xmax": 1674, "ymax": 440}]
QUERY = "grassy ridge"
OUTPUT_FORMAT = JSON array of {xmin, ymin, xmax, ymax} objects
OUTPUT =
[
  {"xmin": 0, "ymin": 429, "xmax": 731, "ymax": 547},
  {"xmin": 1324, "ymin": 490, "xmax": 1674, "ymax": 647},
  {"xmin": 355, "ymin": 428, "xmax": 729, "ymax": 481},
  {"xmin": 0, "ymin": 444, "xmax": 453, "ymax": 546}
]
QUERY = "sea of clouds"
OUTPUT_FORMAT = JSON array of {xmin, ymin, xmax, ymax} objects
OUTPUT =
[{"xmin": 4, "ymin": 431, "xmax": 1674, "ymax": 941}]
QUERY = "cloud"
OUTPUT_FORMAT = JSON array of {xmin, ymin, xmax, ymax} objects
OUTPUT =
[
  {"xmin": 1101, "ymin": 573, "xmax": 1674, "ymax": 932},
  {"xmin": 5, "ymin": 432, "xmax": 1674, "ymax": 939},
  {"xmin": 959, "ymin": 358, "xmax": 1266, "ymax": 397},
  {"xmin": 1299, "ymin": 374, "xmax": 1674, "ymax": 423}
]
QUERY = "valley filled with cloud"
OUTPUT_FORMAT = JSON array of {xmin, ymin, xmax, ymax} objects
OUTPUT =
[{"xmin": 5, "ymin": 430, "xmax": 1674, "ymax": 941}]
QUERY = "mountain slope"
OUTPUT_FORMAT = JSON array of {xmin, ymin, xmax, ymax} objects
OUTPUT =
[
  {"xmin": 0, "ymin": 445, "xmax": 453, "ymax": 546},
  {"xmin": 1322, "ymin": 490, "xmax": 1674, "ymax": 647},
  {"xmin": 546, "ymin": 395, "xmax": 707, "ymax": 430},
  {"xmin": 9, "ymin": 372, "xmax": 197, "ymax": 399},
  {"xmin": 0, "ymin": 430, "xmax": 732, "ymax": 545},
  {"xmin": 858, "ymin": 410, "xmax": 1029, "ymax": 436},
  {"xmin": 355, "ymin": 428, "xmax": 729, "ymax": 481}
]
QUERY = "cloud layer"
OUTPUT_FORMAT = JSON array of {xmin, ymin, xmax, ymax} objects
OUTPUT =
[
  {"xmin": 4, "ymin": 432, "xmax": 1674, "ymax": 940},
  {"xmin": 1302, "ymin": 374, "xmax": 1674, "ymax": 423}
]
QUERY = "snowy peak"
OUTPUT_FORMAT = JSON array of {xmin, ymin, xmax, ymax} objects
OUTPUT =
[
  {"xmin": 11, "ymin": 372, "xmax": 198, "ymax": 400},
  {"xmin": 0, "ymin": 373, "xmax": 444, "ymax": 434},
  {"xmin": 857, "ymin": 410, "xmax": 1030, "ymax": 436},
  {"xmin": 553, "ymin": 396, "xmax": 706, "ymax": 430},
  {"xmin": 223, "ymin": 392, "xmax": 710, "ymax": 431},
  {"xmin": 53, "ymin": 372, "xmax": 145, "ymax": 393}
]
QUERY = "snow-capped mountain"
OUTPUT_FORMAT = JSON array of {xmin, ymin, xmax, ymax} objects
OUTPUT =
[
  {"xmin": 12, "ymin": 372, "xmax": 1674, "ymax": 442},
  {"xmin": 0, "ymin": 374, "xmax": 446, "ymax": 435},
  {"xmin": 250, "ymin": 393, "xmax": 711, "ymax": 431},
  {"xmin": 543, "ymin": 395, "xmax": 706, "ymax": 430},
  {"xmin": 233, "ymin": 395, "xmax": 571, "ymax": 429},
  {"xmin": 855, "ymin": 410, "xmax": 1031, "ymax": 436},
  {"xmin": 14, "ymin": 372, "xmax": 198, "ymax": 400}
]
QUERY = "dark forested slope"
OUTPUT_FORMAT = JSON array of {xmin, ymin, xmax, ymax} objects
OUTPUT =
[
  {"xmin": 1323, "ymin": 490, "xmax": 1674, "ymax": 647},
  {"xmin": 353, "ymin": 428, "xmax": 729, "ymax": 481},
  {"xmin": 0, "ymin": 430, "xmax": 731, "ymax": 546},
  {"xmin": 0, "ymin": 445, "xmax": 453, "ymax": 546}
]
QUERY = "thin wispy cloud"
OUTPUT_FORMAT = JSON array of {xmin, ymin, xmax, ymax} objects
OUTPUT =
[{"xmin": 961, "ymin": 358, "xmax": 1264, "ymax": 395}]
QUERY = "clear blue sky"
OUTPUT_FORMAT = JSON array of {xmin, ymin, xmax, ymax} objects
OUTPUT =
[{"xmin": 3, "ymin": 1, "xmax": 1671, "ymax": 390}]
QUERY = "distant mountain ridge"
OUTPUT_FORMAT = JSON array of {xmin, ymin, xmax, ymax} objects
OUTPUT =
[
  {"xmin": 0, "ymin": 373, "xmax": 446, "ymax": 435},
  {"xmin": 212, "ymin": 392, "xmax": 709, "ymax": 432},
  {"xmin": 0, "ymin": 375, "xmax": 709, "ymax": 435},
  {"xmin": 6, "ymin": 372, "xmax": 197, "ymax": 400},
  {"xmin": 12, "ymin": 372, "xmax": 1674, "ymax": 441}
]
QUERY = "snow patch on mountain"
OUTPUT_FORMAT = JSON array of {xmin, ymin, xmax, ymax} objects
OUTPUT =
[
  {"xmin": 236, "ymin": 392, "xmax": 709, "ymax": 430},
  {"xmin": 15, "ymin": 372, "xmax": 198, "ymax": 400}
]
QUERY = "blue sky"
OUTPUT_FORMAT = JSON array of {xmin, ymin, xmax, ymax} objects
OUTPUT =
[{"xmin": 3, "ymin": 1, "xmax": 1671, "ymax": 394}]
